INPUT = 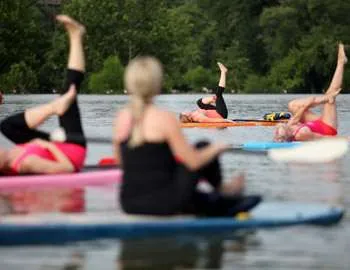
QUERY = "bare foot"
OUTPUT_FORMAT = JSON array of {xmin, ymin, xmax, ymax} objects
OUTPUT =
[
  {"xmin": 220, "ymin": 172, "xmax": 245, "ymax": 195},
  {"xmin": 338, "ymin": 43, "xmax": 348, "ymax": 65},
  {"xmin": 56, "ymin": 15, "xmax": 86, "ymax": 36},
  {"xmin": 217, "ymin": 62, "xmax": 228, "ymax": 73},
  {"xmin": 51, "ymin": 85, "xmax": 77, "ymax": 116}
]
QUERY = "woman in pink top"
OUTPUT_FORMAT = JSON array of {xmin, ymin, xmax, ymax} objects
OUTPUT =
[
  {"xmin": 274, "ymin": 43, "xmax": 347, "ymax": 142},
  {"xmin": 179, "ymin": 62, "xmax": 230, "ymax": 123},
  {"xmin": 0, "ymin": 15, "xmax": 87, "ymax": 174}
]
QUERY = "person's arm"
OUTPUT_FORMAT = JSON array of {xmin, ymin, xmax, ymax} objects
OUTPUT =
[
  {"xmin": 20, "ymin": 156, "xmax": 74, "ymax": 174},
  {"xmin": 287, "ymin": 97, "xmax": 318, "ymax": 126},
  {"xmin": 165, "ymin": 112, "xmax": 228, "ymax": 170},
  {"xmin": 19, "ymin": 140, "xmax": 75, "ymax": 174},
  {"xmin": 288, "ymin": 95, "xmax": 333, "ymax": 126},
  {"xmin": 112, "ymin": 109, "xmax": 132, "ymax": 166},
  {"xmin": 113, "ymin": 120, "xmax": 122, "ymax": 167},
  {"xmin": 193, "ymin": 113, "xmax": 231, "ymax": 123},
  {"xmin": 287, "ymin": 107, "xmax": 306, "ymax": 126}
]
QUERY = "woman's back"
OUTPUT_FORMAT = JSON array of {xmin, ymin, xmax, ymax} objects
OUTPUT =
[{"xmin": 117, "ymin": 107, "xmax": 182, "ymax": 215}]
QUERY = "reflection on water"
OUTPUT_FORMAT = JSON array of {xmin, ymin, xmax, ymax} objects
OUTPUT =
[
  {"xmin": 0, "ymin": 188, "xmax": 85, "ymax": 215},
  {"xmin": 0, "ymin": 94, "xmax": 350, "ymax": 269},
  {"xmin": 117, "ymin": 235, "xmax": 253, "ymax": 270},
  {"xmin": 0, "ymin": 233, "xmax": 259, "ymax": 270}
]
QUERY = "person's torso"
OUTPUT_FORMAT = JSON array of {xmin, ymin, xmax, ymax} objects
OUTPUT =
[
  {"xmin": 292, "ymin": 119, "xmax": 337, "ymax": 140},
  {"xmin": 203, "ymin": 109, "xmax": 223, "ymax": 119},
  {"xmin": 119, "ymin": 139, "xmax": 177, "ymax": 208},
  {"xmin": 117, "ymin": 105, "xmax": 180, "ymax": 205},
  {"xmin": 8, "ymin": 142, "xmax": 86, "ymax": 173},
  {"xmin": 191, "ymin": 109, "xmax": 223, "ymax": 121}
]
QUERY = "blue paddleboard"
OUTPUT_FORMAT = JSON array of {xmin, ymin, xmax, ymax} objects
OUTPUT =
[
  {"xmin": 0, "ymin": 202, "xmax": 343, "ymax": 245},
  {"xmin": 242, "ymin": 141, "xmax": 301, "ymax": 151}
]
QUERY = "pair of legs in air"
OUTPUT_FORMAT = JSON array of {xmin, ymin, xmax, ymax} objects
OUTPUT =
[
  {"xmin": 274, "ymin": 43, "xmax": 347, "ymax": 142},
  {"xmin": 288, "ymin": 43, "xmax": 347, "ymax": 129},
  {"xmin": 196, "ymin": 62, "xmax": 229, "ymax": 118},
  {"xmin": 0, "ymin": 15, "xmax": 87, "ymax": 173},
  {"xmin": 180, "ymin": 62, "xmax": 229, "ymax": 123}
]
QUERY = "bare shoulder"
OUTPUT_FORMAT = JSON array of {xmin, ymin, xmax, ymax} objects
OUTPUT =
[
  {"xmin": 115, "ymin": 107, "xmax": 130, "ymax": 120},
  {"xmin": 114, "ymin": 107, "xmax": 133, "ymax": 142},
  {"xmin": 114, "ymin": 107, "xmax": 132, "ymax": 126}
]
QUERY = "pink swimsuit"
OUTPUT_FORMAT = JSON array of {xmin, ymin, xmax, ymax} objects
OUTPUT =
[
  {"xmin": 293, "ymin": 119, "xmax": 337, "ymax": 140},
  {"xmin": 10, "ymin": 142, "xmax": 86, "ymax": 173},
  {"xmin": 202, "ymin": 109, "xmax": 223, "ymax": 119}
]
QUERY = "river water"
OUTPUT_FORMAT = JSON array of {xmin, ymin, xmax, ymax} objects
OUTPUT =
[{"xmin": 0, "ymin": 94, "xmax": 349, "ymax": 270}]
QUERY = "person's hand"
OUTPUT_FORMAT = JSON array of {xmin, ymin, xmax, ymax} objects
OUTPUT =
[
  {"xmin": 31, "ymin": 139, "xmax": 52, "ymax": 149},
  {"xmin": 215, "ymin": 142, "xmax": 230, "ymax": 154}
]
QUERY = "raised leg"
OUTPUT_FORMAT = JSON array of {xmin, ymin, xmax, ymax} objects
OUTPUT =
[
  {"xmin": 24, "ymin": 87, "xmax": 76, "ymax": 129},
  {"xmin": 0, "ymin": 69, "xmax": 77, "ymax": 144},
  {"xmin": 56, "ymin": 15, "xmax": 86, "ymax": 146},
  {"xmin": 214, "ymin": 62, "xmax": 228, "ymax": 118},
  {"xmin": 287, "ymin": 97, "xmax": 319, "ymax": 123},
  {"xmin": 321, "ymin": 44, "xmax": 347, "ymax": 128},
  {"xmin": 0, "ymin": 15, "xmax": 85, "ymax": 146},
  {"xmin": 56, "ymin": 15, "xmax": 86, "ymax": 73},
  {"xmin": 325, "ymin": 43, "xmax": 347, "ymax": 96}
]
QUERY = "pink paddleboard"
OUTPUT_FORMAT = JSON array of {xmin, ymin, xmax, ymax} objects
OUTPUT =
[{"xmin": 0, "ymin": 169, "xmax": 123, "ymax": 191}]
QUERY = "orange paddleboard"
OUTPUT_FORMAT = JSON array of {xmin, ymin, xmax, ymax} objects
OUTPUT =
[{"xmin": 181, "ymin": 120, "xmax": 286, "ymax": 128}]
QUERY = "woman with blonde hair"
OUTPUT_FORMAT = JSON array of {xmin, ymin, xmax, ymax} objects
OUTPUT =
[
  {"xmin": 273, "ymin": 43, "xmax": 347, "ymax": 142},
  {"xmin": 113, "ymin": 56, "xmax": 261, "ymax": 216}
]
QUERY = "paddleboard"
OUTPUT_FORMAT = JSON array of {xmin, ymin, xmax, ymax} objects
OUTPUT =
[
  {"xmin": 0, "ymin": 202, "xmax": 343, "ymax": 245},
  {"xmin": 0, "ymin": 142, "xmax": 301, "ymax": 191},
  {"xmin": 181, "ymin": 120, "xmax": 286, "ymax": 128},
  {"xmin": 242, "ymin": 141, "xmax": 301, "ymax": 151},
  {"xmin": 0, "ymin": 169, "xmax": 122, "ymax": 191}
]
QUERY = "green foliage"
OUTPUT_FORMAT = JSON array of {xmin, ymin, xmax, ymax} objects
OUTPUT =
[
  {"xmin": 266, "ymin": 51, "xmax": 306, "ymax": 93},
  {"xmin": 184, "ymin": 66, "xmax": 215, "ymax": 91},
  {"xmin": 0, "ymin": 61, "xmax": 38, "ymax": 93},
  {"xmin": 0, "ymin": 0, "xmax": 51, "ymax": 92},
  {"xmin": 88, "ymin": 56, "xmax": 124, "ymax": 94},
  {"xmin": 260, "ymin": 5, "xmax": 304, "ymax": 64},
  {"xmin": 1, "ymin": 0, "xmax": 350, "ymax": 93},
  {"xmin": 243, "ymin": 74, "xmax": 270, "ymax": 94}
]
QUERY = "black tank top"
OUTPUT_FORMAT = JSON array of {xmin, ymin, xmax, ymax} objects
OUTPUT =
[{"xmin": 119, "ymin": 140, "xmax": 178, "ymax": 214}]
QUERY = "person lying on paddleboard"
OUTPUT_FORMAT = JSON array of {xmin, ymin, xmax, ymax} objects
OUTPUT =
[
  {"xmin": 0, "ymin": 15, "xmax": 87, "ymax": 174},
  {"xmin": 113, "ymin": 56, "xmax": 261, "ymax": 217},
  {"xmin": 273, "ymin": 43, "xmax": 347, "ymax": 142},
  {"xmin": 179, "ymin": 62, "xmax": 231, "ymax": 123}
]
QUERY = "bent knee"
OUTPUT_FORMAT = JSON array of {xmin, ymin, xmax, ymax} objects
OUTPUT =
[{"xmin": 0, "ymin": 119, "xmax": 12, "ymax": 136}]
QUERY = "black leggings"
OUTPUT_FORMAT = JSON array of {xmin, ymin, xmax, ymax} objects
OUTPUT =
[
  {"xmin": 175, "ymin": 141, "xmax": 261, "ymax": 217},
  {"xmin": 0, "ymin": 69, "xmax": 86, "ymax": 147},
  {"xmin": 196, "ymin": 86, "xmax": 228, "ymax": 119}
]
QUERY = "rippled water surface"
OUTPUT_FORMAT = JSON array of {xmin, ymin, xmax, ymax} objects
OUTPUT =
[{"xmin": 0, "ymin": 94, "xmax": 350, "ymax": 270}]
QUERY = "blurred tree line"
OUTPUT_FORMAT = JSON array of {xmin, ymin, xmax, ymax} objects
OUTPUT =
[{"xmin": 0, "ymin": 0, "xmax": 350, "ymax": 94}]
